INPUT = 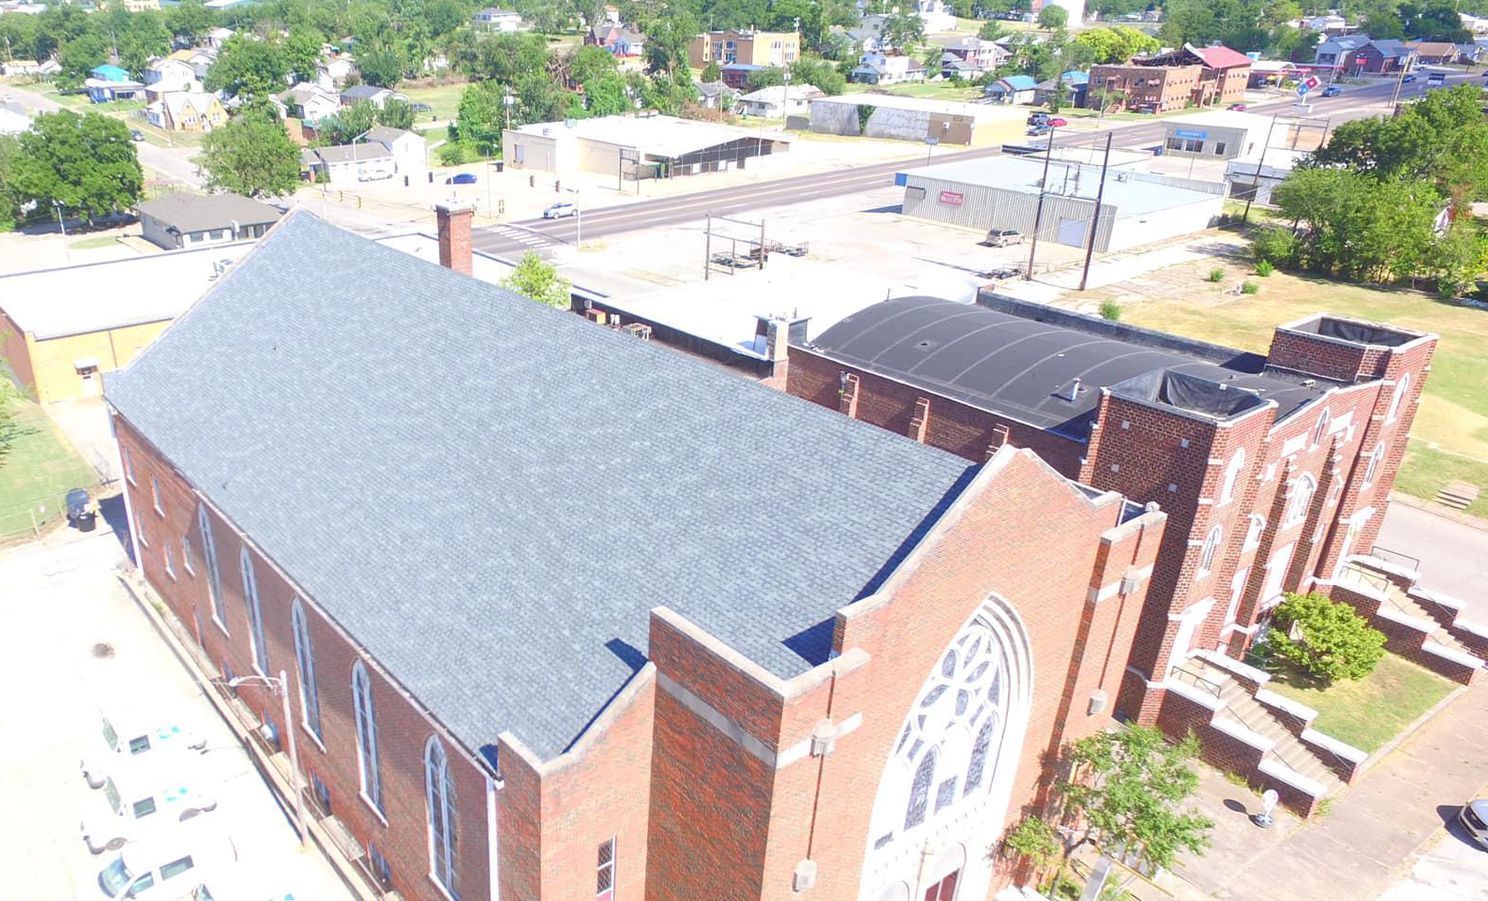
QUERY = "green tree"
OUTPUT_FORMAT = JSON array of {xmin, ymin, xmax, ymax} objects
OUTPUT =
[
  {"xmin": 1058, "ymin": 727, "xmax": 1212, "ymax": 874},
  {"xmin": 1037, "ymin": 4, "xmax": 1070, "ymax": 28},
  {"xmin": 1423, "ymin": 220, "xmax": 1488, "ymax": 298},
  {"xmin": 701, "ymin": 60, "xmax": 723, "ymax": 82},
  {"xmin": 791, "ymin": 55, "xmax": 847, "ymax": 95},
  {"xmin": 501, "ymin": 251, "xmax": 572, "ymax": 309},
  {"xmin": 1264, "ymin": 592, "xmax": 1386, "ymax": 684},
  {"xmin": 320, "ymin": 100, "xmax": 379, "ymax": 145},
  {"xmin": 9, "ymin": 111, "xmax": 142, "ymax": 225},
  {"xmin": 583, "ymin": 70, "xmax": 632, "ymax": 116},
  {"xmin": 197, "ymin": 104, "xmax": 302, "ymax": 198},
  {"xmin": 570, "ymin": 43, "xmax": 618, "ymax": 87},
  {"xmin": 978, "ymin": 20, "xmax": 1004, "ymax": 40},
  {"xmin": 454, "ymin": 80, "xmax": 507, "ymax": 154},
  {"xmin": 356, "ymin": 42, "xmax": 406, "ymax": 87},
  {"xmin": 57, "ymin": 32, "xmax": 109, "ymax": 91},
  {"xmin": 283, "ymin": 27, "xmax": 325, "ymax": 84},
  {"xmin": 1273, "ymin": 167, "xmax": 1439, "ymax": 282},
  {"xmin": 642, "ymin": 9, "xmax": 700, "ymax": 74},
  {"xmin": 115, "ymin": 11, "xmax": 172, "ymax": 78},
  {"xmin": 0, "ymin": 377, "xmax": 17, "ymax": 469},
  {"xmin": 1074, "ymin": 25, "xmax": 1159, "ymax": 63},
  {"xmin": 165, "ymin": 0, "xmax": 219, "ymax": 45},
  {"xmin": 1004, "ymin": 816, "xmax": 1060, "ymax": 885},
  {"xmin": 883, "ymin": 8, "xmax": 927, "ymax": 47},
  {"xmin": 208, "ymin": 34, "xmax": 289, "ymax": 100},
  {"xmin": 377, "ymin": 97, "xmax": 416, "ymax": 130}
]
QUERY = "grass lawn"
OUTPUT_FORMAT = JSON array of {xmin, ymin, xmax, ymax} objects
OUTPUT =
[
  {"xmin": 69, "ymin": 235, "xmax": 119, "ymax": 250},
  {"xmin": 400, "ymin": 81, "xmax": 468, "ymax": 122},
  {"xmin": 1117, "ymin": 266, "xmax": 1488, "ymax": 508},
  {"xmin": 1265, "ymin": 654, "xmax": 1454, "ymax": 752},
  {"xmin": 0, "ymin": 392, "xmax": 98, "ymax": 541}
]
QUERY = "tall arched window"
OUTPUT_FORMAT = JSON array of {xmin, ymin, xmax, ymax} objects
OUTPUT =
[
  {"xmin": 240, "ymin": 546, "xmax": 268, "ymax": 674},
  {"xmin": 198, "ymin": 504, "xmax": 226, "ymax": 629},
  {"xmin": 1198, "ymin": 525, "xmax": 1223, "ymax": 575},
  {"xmin": 291, "ymin": 600, "xmax": 322, "ymax": 740},
  {"xmin": 1244, "ymin": 514, "xmax": 1265, "ymax": 551},
  {"xmin": 1386, "ymin": 373, "xmax": 1410, "ymax": 424},
  {"xmin": 425, "ymin": 737, "xmax": 457, "ymax": 894},
  {"xmin": 353, "ymin": 662, "xmax": 383, "ymax": 812},
  {"xmin": 1219, "ymin": 447, "xmax": 1246, "ymax": 506},
  {"xmin": 905, "ymin": 749, "xmax": 936, "ymax": 830},
  {"xmin": 963, "ymin": 714, "xmax": 997, "ymax": 797},
  {"xmin": 1311, "ymin": 408, "xmax": 1332, "ymax": 448},
  {"xmin": 1285, "ymin": 474, "xmax": 1316, "ymax": 528},
  {"xmin": 1363, "ymin": 442, "xmax": 1385, "ymax": 486}
]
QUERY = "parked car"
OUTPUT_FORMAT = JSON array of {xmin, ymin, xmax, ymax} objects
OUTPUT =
[
  {"xmin": 1321, "ymin": 84, "xmax": 1342, "ymax": 97},
  {"xmin": 82, "ymin": 713, "xmax": 206, "ymax": 790},
  {"xmin": 82, "ymin": 765, "xmax": 217, "ymax": 854},
  {"xmin": 1228, "ymin": 102, "xmax": 1247, "ymax": 111},
  {"xmin": 1460, "ymin": 799, "xmax": 1488, "ymax": 848},
  {"xmin": 67, "ymin": 487, "xmax": 97, "ymax": 531},
  {"xmin": 981, "ymin": 228, "xmax": 1024, "ymax": 248},
  {"xmin": 1403, "ymin": 73, "xmax": 1417, "ymax": 83},
  {"xmin": 96, "ymin": 833, "xmax": 237, "ymax": 899},
  {"xmin": 1026, "ymin": 112, "xmax": 1049, "ymax": 126},
  {"xmin": 542, "ymin": 202, "xmax": 578, "ymax": 219},
  {"xmin": 130, "ymin": 130, "xmax": 145, "ymax": 142},
  {"xmin": 445, "ymin": 173, "xmax": 477, "ymax": 185},
  {"xmin": 1047, "ymin": 117, "xmax": 1067, "ymax": 127},
  {"xmin": 1026, "ymin": 123, "xmax": 1051, "ymax": 136},
  {"xmin": 411, "ymin": 102, "xmax": 433, "ymax": 112}
]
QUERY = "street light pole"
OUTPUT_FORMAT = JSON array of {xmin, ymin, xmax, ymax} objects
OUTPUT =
[
  {"xmin": 229, "ymin": 672, "xmax": 306, "ymax": 847},
  {"xmin": 1024, "ymin": 122, "xmax": 1059, "ymax": 280}
]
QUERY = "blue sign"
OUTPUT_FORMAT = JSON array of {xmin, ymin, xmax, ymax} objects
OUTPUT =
[
  {"xmin": 1296, "ymin": 82, "xmax": 1311, "ymax": 96},
  {"xmin": 1174, "ymin": 128, "xmax": 1209, "ymax": 140}
]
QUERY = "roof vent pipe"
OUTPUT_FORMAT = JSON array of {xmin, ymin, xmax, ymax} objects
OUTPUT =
[{"xmin": 1066, "ymin": 377, "xmax": 1081, "ymax": 401}]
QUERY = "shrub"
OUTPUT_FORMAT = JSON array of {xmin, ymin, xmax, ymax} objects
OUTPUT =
[
  {"xmin": 437, "ymin": 141, "xmax": 469, "ymax": 167},
  {"xmin": 1255, "ymin": 259, "xmax": 1274, "ymax": 277},
  {"xmin": 1251, "ymin": 225, "xmax": 1298, "ymax": 268},
  {"xmin": 1005, "ymin": 816, "xmax": 1060, "ymax": 881},
  {"xmin": 1206, "ymin": 268, "xmax": 1225, "ymax": 282},
  {"xmin": 1264, "ymin": 592, "xmax": 1385, "ymax": 685},
  {"xmin": 1241, "ymin": 280, "xmax": 1260, "ymax": 294},
  {"xmin": 1099, "ymin": 300, "xmax": 1122, "ymax": 321}
]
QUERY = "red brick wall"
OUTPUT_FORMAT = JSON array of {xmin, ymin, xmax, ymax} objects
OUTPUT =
[
  {"xmin": 115, "ymin": 414, "xmax": 493, "ymax": 901},
  {"xmin": 0, "ymin": 309, "xmax": 37, "ymax": 399},
  {"xmin": 787, "ymin": 348, "xmax": 1087, "ymax": 476}
]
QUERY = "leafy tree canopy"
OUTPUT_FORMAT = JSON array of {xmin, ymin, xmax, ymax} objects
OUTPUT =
[
  {"xmin": 1264, "ymin": 592, "xmax": 1386, "ymax": 684},
  {"xmin": 207, "ymin": 34, "xmax": 289, "ymax": 100},
  {"xmin": 8, "ymin": 111, "xmax": 143, "ymax": 224},
  {"xmin": 501, "ymin": 251, "xmax": 572, "ymax": 309},
  {"xmin": 198, "ymin": 102, "xmax": 301, "ymax": 198}
]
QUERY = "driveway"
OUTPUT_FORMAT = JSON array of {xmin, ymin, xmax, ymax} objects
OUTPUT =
[
  {"xmin": 0, "ymin": 522, "xmax": 351, "ymax": 899},
  {"xmin": 1377, "ymin": 501, "xmax": 1488, "ymax": 605},
  {"xmin": 1378, "ymin": 819, "xmax": 1488, "ymax": 900}
]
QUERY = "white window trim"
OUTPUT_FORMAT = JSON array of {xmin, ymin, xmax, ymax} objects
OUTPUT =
[
  {"xmin": 1362, "ymin": 442, "xmax": 1385, "ymax": 488},
  {"xmin": 151, "ymin": 477, "xmax": 164, "ymax": 516},
  {"xmin": 425, "ymin": 737, "xmax": 458, "ymax": 901},
  {"xmin": 241, "ymin": 546, "xmax": 268, "ymax": 677},
  {"xmin": 353, "ymin": 661, "xmax": 384, "ymax": 816},
  {"xmin": 360, "ymin": 790, "xmax": 390, "ymax": 826},
  {"xmin": 1385, "ymin": 373, "xmax": 1410, "ymax": 424},
  {"xmin": 163, "ymin": 544, "xmax": 177, "ymax": 581},
  {"xmin": 199, "ymin": 503, "xmax": 228, "ymax": 634},
  {"xmin": 291, "ymin": 600, "xmax": 323, "ymax": 743},
  {"xmin": 123, "ymin": 447, "xmax": 137, "ymax": 486},
  {"xmin": 181, "ymin": 536, "xmax": 196, "ymax": 576},
  {"xmin": 1197, "ymin": 526, "xmax": 1222, "ymax": 577}
]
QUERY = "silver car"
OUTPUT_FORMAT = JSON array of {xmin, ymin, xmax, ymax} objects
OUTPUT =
[
  {"xmin": 982, "ymin": 228, "xmax": 1024, "ymax": 248},
  {"xmin": 1460, "ymin": 799, "xmax": 1488, "ymax": 848}
]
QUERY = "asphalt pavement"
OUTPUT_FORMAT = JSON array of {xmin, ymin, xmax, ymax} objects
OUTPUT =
[{"xmin": 472, "ymin": 74, "xmax": 1474, "ymax": 259}]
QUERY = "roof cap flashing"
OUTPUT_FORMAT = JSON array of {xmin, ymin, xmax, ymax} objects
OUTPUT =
[{"xmin": 1280, "ymin": 314, "xmax": 1429, "ymax": 348}]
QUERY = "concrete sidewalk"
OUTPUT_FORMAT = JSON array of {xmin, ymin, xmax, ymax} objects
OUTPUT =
[{"xmin": 1173, "ymin": 680, "xmax": 1488, "ymax": 900}]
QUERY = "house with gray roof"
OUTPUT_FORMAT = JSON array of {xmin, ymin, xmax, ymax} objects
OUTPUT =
[{"xmin": 137, "ymin": 191, "xmax": 282, "ymax": 250}]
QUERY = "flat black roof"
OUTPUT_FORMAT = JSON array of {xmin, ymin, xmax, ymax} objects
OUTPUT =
[{"xmin": 801, "ymin": 297, "xmax": 1327, "ymax": 436}]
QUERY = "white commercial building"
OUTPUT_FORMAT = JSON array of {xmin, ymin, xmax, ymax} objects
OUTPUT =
[{"xmin": 503, "ymin": 114, "xmax": 790, "ymax": 179}]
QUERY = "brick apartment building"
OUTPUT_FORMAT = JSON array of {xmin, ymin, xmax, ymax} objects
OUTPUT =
[
  {"xmin": 107, "ymin": 210, "xmax": 1169, "ymax": 901},
  {"xmin": 1088, "ymin": 42, "xmax": 1251, "ymax": 113},
  {"xmin": 688, "ymin": 29, "xmax": 801, "ymax": 68},
  {"xmin": 787, "ymin": 295, "xmax": 1452, "ymax": 811}
]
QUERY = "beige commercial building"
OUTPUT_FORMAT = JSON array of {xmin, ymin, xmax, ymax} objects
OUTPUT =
[{"xmin": 688, "ymin": 29, "xmax": 800, "ymax": 67}]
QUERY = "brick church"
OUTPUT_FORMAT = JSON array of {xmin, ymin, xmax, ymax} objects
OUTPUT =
[{"xmin": 109, "ymin": 211, "xmax": 1172, "ymax": 901}]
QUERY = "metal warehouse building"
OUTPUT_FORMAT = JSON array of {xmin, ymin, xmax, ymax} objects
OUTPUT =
[
  {"xmin": 807, "ymin": 93, "xmax": 1024, "ymax": 146},
  {"xmin": 897, "ymin": 157, "xmax": 1226, "ymax": 252},
  {"xmin": 502, "ymin": 113, "xmax": 790, "ymax": 179}
]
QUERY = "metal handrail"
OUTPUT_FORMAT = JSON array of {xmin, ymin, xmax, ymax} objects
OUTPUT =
[
  {"xmin": 1177, "ymin": 663, "xmax": 1346, "ymax": 780},
  {"xmin": 1170, "ymin": 663, "xmax": 1223, "ymax": 698},
  {"xmin": 1370, "ymin": 544, "xmax": 1421, "ymax": 571}
]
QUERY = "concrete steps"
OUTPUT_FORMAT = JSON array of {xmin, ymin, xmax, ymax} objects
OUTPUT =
[
  {"xmin": 1216, "ymin": 680, "xmax": 1342, "ymax": 793},
  {"xmin": 1436, "ymin": 480, "xmax": 1480, "ymax": 511}
]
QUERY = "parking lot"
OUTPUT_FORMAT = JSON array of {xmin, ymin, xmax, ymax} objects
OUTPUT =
[{"xmin": 0, "ymin": 518, "xmax": 353, "ymax": 900}]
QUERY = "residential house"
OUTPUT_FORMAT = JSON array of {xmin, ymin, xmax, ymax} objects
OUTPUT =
[
  {"xmin": 1032, "ymin": 71, "xmax": 1089, "ymax": 106},
  {"xmin": 985, "ymin": 74, "xmax": 1038, "ymax": 104},
  {"xmin": 735, "ymin": 84, "xmax": 823, "ymax": 118},
  {"xmin": 473, "ymin": 7, "xmax": 524, "ymax": 31},
  {"xmin": 204, "ymin": 27, "xmax": 235, "ymax": 51},
  {"xmin": 91, "ymin": 64, "xmax": 132, "ymax": 83},
  {"xmin": 1, "ymin": 59, "xmax": 47, "ymax": 77},
  {"xmin": 0, "ymin": 101, "xmax": 29, "ymax": 135},
  {"xmin": 275, "ymin": 83, "xmax": 342, "ymax": 123},
  {"xmin": 138, "ymin": 191, "xmax": 282, "ymax": 250},
  {"xmin": 1407, "ymin": 41, "xmax": 1458, "ymax": 64},
  {"xmin": 86, "ymin": 72, "xmax": 146, "ymax": 103},
  {"xmin": 365, "ymin": 125, "xmax": 428, "ymax": 179},
  {"xmin": 143, "ymin": 55, "xmax": 201, "ymax": 95},
  {"xmin": 145, "ymin": 92, "xmax": 227, "ymax": 132},
  {"xmin": 1301, "ymin": 13, "xmax": 1348, "ymax": 31},
  {"xmin": 340, "ymin": 84, "xmax": 398, "ymax": 109},
  {"xmin": 301, "ymin": 143, "xmax": 397, "ymax": 185},
  {"xmin": 689, "ymin": 29, "xmax": 800, "ymax": 68},
  {"xmin": 1313, "ymin": 34, "xmax": 1372, "ymax": 67},
  {"xmin": 851, "ymin": 49, "xmax": 927, "ymax": 84},
  {"xmin": 694, "ymin": 80, "xmax": 735, "ymax": 110},
  {"xmin": 938, "ymin": 35, "xmax": 1009, "ymax": 76},
  {"xmin": 846, "ymin": 21, "xmax": 888, "ymax": 52},
  {"xmin": 1350, "ymin": 38, "xmax": 1414, "ymax": 73},
  {"xmin": 719, "ymin": 63, "xmax": 766, "ymax": 89},
  {"xmin": 585, "ymin": 24, "xmax": 646, "ymax": 57}
]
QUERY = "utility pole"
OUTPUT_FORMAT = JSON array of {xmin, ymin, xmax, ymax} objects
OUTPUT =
[
  {"xmin": 1024, "ymin": 123, "xmax": 1059, "ymax": 280},
  {"xmin": 1387, "ymin": 59, "xmax": 1410, "ymax": 110},
  {"xmin": 1242, "ymin": 114, "xmax": 1279, "ymax": 225},
  {"xmin": 704, "ymin": 213, "xmax": 711, "ymax": 281},
  {"xmin": 1078, "ymin": 132, "xmax": 1114, "ymax": 291}
]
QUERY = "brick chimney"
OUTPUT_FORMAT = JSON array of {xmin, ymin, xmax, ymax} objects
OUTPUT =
[{"xmin": 435, "ymin": 201, "xmax": 474, "ymax": 276}]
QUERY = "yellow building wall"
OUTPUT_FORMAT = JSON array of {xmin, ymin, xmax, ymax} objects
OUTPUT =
[{"xmin": 24, "ymin": 320, "xmax": 173, "ymax": 403}]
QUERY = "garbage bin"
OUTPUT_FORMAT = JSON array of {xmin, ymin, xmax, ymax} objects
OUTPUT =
[{"xmin": 495, "ymin": 161, "xmax": 505, "ymax": 173}]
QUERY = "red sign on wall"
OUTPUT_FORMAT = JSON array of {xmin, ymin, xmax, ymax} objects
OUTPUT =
[{"xmin": 939, "ymin": 190, "xmax": 964, "ymax": 206}]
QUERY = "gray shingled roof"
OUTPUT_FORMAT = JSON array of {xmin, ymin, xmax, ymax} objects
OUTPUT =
[
  {"xmin": 107, "ymin": 214, "xmax": 972, "ymax": 761},
  {"xmin": 137, "ymin": 192, "xmax": 282, "ymax": 233}
]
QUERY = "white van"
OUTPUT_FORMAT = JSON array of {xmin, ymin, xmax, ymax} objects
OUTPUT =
[
  {"xmin": 82, "ymin": 762, "xmax": 218, "ymax": 854},
  {"xmin": 82, "ymin": 712, "xmax": 206, "ymax": 789},
  {"xmin": 96, "ymin": 833, "xmax": 236, "ymax": 899}
]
